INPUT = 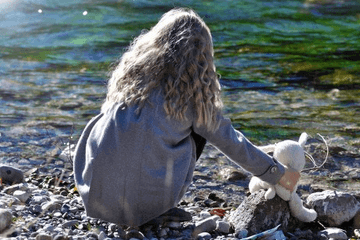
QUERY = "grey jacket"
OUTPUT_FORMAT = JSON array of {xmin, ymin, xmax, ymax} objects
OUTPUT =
[{"xmin": 74, "ymin": 89, "xmax": 285, "ymax": 227}]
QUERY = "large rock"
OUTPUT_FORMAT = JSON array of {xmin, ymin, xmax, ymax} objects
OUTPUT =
[
  {"xmin": 307, "ymin": 190, "xmax": 360, "ymax": 226},
  {"xmin": 0, "ymin": 166, "xmax": 24, "ymax": 184},
  {"xmin": 227, "ymin": 190, "xmax": 291, "ymax": 236}
]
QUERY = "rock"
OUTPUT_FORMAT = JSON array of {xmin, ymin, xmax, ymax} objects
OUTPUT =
[
  {"xmin": 36, "ymin": 232, "xmax": 53, "ymax": 240},
  {"xmin": 227, "ymin": 190, "xmax": 290, "ymax": 236},
  {"xmin": 0, "ymin": 208, "xmax": 12, "ymax": 233},
  {"xmin": 53, "ymin": 234, "xmax": 69, "ymax": 240},
  {"xmin": 13, "ymin": 190, "xmax": 31, "ymax": 203},
  {"xmin": 62, "ymin": 220, "xmax": 79, "ymax": 228},
  {"xmin": 200, "ymin": 211, "xmax": 211, "ymax": 219},
  {"xmin": 41, "ymin": 200, "xmax": 62, "ymax": 212},
  {"xmin": 0, "ymin": 165, "xmax": 24, "ymax": 184},
  {"xmin": 218, "ymin": 167, "xmax": 248, "ymax": 181},
  {"xmin": 158, "ymin": 228, "xmax": 168, "ymax": 238},
  {"xmin": 293, "ymin": 229, "xmax": 314, "ymax": 239},
  {"xmin": 98, "ymin": 231, "xmax": 107, "ymax": 240},
  {"xmin": 164, "ymin": 221, "xmax": 182, "ymax": 229},
  {"xmin": 307, "ymin": 190, "xmax": 360, "ymax": 226},
  {"xmin": 354, "ymin": 229, "xmax": 360, "ymax": 238},
  {"xmin": 353, "ymin": 210, "xmax": 360, "ymax": 229},
  {"xmin": 216, "ymin": 220, "xmax": 230, "ymax": 234},
  {"xmin": 192, "ymin": 216, "xmax": 217, "ymax": 237},
  {"xmin": 197, "ymin": 232, "xmax": 212, "ymax": 240},
  {"xmin": 318, "ymin": 228, "xmax": 348, "ymax": 240},
  {"xmin": 124, "ymin": 229, "xmax": 145, "ymax": 240}
]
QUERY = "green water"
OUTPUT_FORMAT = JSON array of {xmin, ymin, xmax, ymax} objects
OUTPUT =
[{"xmin": 0, "ymin": 0, "xmax": 359, "ymax": 164}]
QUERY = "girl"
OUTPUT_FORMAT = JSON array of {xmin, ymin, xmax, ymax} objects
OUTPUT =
[{"xmin": 74, "ymin": 8, "xmax": 297, "ymax": 228}]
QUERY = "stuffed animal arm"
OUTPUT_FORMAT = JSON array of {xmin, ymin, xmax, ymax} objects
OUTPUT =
[{"xmin": 248, "ymin": 132, "xmax": 317, "ymax": 222}]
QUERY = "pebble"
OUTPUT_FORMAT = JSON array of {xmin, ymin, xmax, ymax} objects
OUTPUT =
[
  {"xmin": 13, "ymin": 189, "xmax": 31, "ymax": 203},
  {"xmin": 36, "ymin": 232, "xmax": 53, "ymax": 240},
  {"xmin": 0, "ymin": 208, "xmax": 12, "ymax": 232},
  {"xmin": 164, "ymin": 221, "xmax": 182, "ymax": 229},
  {"xmin": 318, "ymin": 227, "xmax": 348, "ymax": 240},
  {"xmin": 192, "ymin": 216, "xmax": 217, "ymax": 237},
  {"xmin": 197, "ymin": 232, "xmax": 212, "ymax": 240},
  {"xmin": 216, "ymin": 220, "xmax": 230, "ymax": 234},
  {"xmin": 199, "ymin": 210, "xmax": 211, "ymax": 219}
]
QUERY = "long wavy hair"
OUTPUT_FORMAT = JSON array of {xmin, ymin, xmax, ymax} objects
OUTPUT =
[{"xmin": 101, "ymin": 8, "xmax": 223, "ymax": 131}]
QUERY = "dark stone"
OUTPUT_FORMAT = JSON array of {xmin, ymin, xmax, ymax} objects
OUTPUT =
[
  {"xmin": 228, "ymin": 171, "xmax": 247, "ymax": 181},
  {"xmin": 0, "ymin": 166, "xmax": 24, "ymax": 184},
  {"xmin": 228, "ymin": 189, "xmax": 291, "ymax": 236}
]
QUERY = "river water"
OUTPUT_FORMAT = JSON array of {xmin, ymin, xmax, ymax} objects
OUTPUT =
[{"xmin": 0, "ymin": 0, "xmax": 359, "ymax": 167}]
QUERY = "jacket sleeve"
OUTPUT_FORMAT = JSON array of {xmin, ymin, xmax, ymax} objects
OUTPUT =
[{"xmin": 193, "ymin": 114, "xmax": 285, "ymax": 185}]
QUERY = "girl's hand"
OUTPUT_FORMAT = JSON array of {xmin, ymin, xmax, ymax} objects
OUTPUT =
[{"xmin": 278, "ymin": 168, "xmax": 300, "ymax": 192}]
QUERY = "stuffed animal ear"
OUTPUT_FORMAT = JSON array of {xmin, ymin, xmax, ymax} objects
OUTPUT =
[
  {"xmin": 259, "ymin": 144, "xmax": 276, "ymax": 153},
  {"xmin": 298, "ymin": 132, "xmax": 309, "ymax": 148}
]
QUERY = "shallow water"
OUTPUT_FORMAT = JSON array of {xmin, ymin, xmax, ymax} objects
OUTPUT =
[{"xmin": 1, "ymin": 0, "xmax": 359, "ymax": 166}]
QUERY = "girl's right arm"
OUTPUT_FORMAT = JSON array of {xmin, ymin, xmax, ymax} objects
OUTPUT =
[{"xmin": 192, "ymin": 114, "xmax": 285, "ymax": 185}]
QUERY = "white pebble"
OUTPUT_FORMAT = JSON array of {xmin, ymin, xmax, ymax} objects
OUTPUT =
[
  {"xmin": 197, "ymin": 232, "xmax": 212, "ymax": 240},
  {"xmin": 200, "ymin": 211, "xmax": 211, "ymax": 219},
  {"xmin": 13, "ymin": 190, "xmax": 31, "ymax": 203}
]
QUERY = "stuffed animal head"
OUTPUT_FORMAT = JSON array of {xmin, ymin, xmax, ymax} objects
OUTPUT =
[{"xmin": 260, "ymin": 132, "xmax": 309, "ymax": 171}]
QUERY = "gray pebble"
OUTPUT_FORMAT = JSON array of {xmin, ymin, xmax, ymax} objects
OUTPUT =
[
  {"xmin": 53, "ymin": 234, "xmax": 69, "ymax": 240},
  {"xmin": 43, "ymin": 223, "xmax": 55, "ymax": 232},
  {"xmin": 0, "ymin": 209, "xmax": 12, "ymax": 232},
  {"xmin": 98, "ymin": 231, "xmax": 107, "ymax": 240},
  {"xmin": 62, "ymin": 220, "xmax": 79, "ymax": 228},
  {"xmin": 216, "ymin": 220, "xmax": 230, "ymax": 234},
  {"xmin": 36, "ymin": 232, "xmax": 53, "ymax": 240},
  {"xmin": 192, "ymin": 216, "xmax": 217, "ymax": 237},
  {"xmin": 30, "ymin": 204, "xmax": 42, "ymax": 214}
]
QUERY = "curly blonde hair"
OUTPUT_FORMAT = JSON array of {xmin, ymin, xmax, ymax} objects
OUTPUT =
[{"xmin": 101, "ymin": 8, "xmax": 223, "ymax": 131}]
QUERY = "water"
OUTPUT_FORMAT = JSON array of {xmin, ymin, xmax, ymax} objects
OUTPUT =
[{"xmin": 1, "ymin": 0, "xmax": 359, "ymax": 166}]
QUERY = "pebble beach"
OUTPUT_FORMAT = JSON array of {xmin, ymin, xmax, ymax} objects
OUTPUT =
[{"xmin": 0, "ymin": 134, "xmax": 359, "ymax": 240}]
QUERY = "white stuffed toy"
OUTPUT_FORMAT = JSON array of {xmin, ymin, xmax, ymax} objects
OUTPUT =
[{"xmin": 249, "ymin": 132, "xmax": 317, "ymax": 222}]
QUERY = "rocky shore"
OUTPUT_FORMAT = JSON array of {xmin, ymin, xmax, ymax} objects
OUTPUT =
[{"xmin": 0, "ymin": 135, "xmax": 359, "ymax": 240}]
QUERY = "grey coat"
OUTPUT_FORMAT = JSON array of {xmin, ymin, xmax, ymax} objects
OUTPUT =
[{"xmin": 74, "ymin": 89, "xmax": 285, "ymax": 227}]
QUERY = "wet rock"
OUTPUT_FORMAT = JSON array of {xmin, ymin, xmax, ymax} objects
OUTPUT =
[
  {"xmin": 0, "ymin": 208, "xmax": 12, "ymax": 233},
  {"xmin": 307, "ymin": 190, "xmax": 360, "ymax": 226},
  {"xmin": 227, "ymin": 189, "xmax": 290, "ymax": 236},
  {"xmin": 0, "ymin": 165, "xmax": 24, "ymax": 184},
  {"xmin": 318, "ymin": 227, "xmax": 348, "ymax": 240}
]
